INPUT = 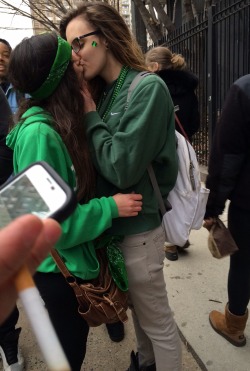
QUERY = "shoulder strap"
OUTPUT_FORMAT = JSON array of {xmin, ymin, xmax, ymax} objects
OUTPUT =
[
  {"xmin": 50, "ymin": 248, "xmax": 86, "ymax": 297},
  {"xmin": 175, "ymin": 113, "xmax": 190, "ymax": 142},
  {"xmin": 147, "ymin": 164, "xmax": 167, "ymax": 216},
  {"xmin": 50, "ymin": 248, "xmax": 73, "ymax": 279},
  {"xmin": 125, "ymin": 71, "xmax": 154, "ymax": 110},
  {"xmin": 125, "ymin": 71, "xmax": 168, "ymax": 216}
]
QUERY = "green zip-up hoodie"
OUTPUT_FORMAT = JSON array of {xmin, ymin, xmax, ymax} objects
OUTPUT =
[
  {"xmin": 6, "ymin": 106, "xmax": 119, "ymax": 279},
  {"xmin": 85, "ymin": 69, "xmax": 178, "ymax": 235}
]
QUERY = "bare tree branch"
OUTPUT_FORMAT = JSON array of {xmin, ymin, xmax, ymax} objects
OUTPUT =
[{"xmin": 0, "ymin": 0, "xmax": 201, "ymax": 45}]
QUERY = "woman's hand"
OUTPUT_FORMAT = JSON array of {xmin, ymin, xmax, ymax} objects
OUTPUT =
[
  {"xmin": 113, "ymin": 193, "xmax": 143, "ymax": 217},
  {"xmin": 203, "ymin": 217, "xmax": 217, "ymax": 231},
  {"xmin": 80, "ymin": 80, "xmax": 96, "ymax": 113}
]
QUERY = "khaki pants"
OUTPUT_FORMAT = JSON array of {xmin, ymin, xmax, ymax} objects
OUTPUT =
[{"xmin": 120, "ymin": 225, "xmax": 182, "ymax": 371}]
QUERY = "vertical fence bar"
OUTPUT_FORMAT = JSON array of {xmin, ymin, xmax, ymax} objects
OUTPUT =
[
  {"xmin": 207, "ymin": 5, "xmax": 216, "ymax": 148},
  {"xmin": 147, "ymin": 0, "xmax": 250, "ymax": 165}
]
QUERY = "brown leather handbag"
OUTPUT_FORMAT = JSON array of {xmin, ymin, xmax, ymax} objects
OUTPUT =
[
  {"xmin": 207, "ymin": 218, "xmax": 239, "ymax": 259},
  {"xmin": 50, "ymin": 247, "xmax": 129, "ymax": 327}
]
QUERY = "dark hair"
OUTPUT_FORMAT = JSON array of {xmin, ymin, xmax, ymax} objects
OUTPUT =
[
  {"xmin": 8, "ymin": 32, "xmax": 95, "ymax": 201},
  {"xmin": 0, "ymin": 39, "xmax": 12, "ymax": 52}
]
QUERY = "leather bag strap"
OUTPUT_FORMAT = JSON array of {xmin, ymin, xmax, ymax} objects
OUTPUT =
[
  {"xmin": 50, "ymin": 248, "xmax": 85, "ymax": 297},
  {"xmin": 50, "ymin": 248, "xmax": 73, "ymax": 279},
  {"xmin": 175, "ymin": 113, "xmax": 190, "ymax": 143}
]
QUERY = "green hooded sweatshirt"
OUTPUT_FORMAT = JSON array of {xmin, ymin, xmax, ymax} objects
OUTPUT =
[
  {"xmin": 85, "ymin": 69, "xmax": 178, "ymax": 235},
  {"xmin": 6, "ymin": 106, "xmax": 119, "ymax": 280}
]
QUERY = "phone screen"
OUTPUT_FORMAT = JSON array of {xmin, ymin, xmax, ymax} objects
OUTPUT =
[
  {"xmin": 0, "ymin": 163, "xmax": 69, "ymax": 228},
  {"xmin": 0, "ymin": 174, "xmax": 51, "ymax": 228}
]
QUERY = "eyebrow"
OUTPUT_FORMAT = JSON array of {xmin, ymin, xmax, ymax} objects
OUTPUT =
[{"xmin": 76, "ymin": 30, "xmax": 101, "ymax": 41}]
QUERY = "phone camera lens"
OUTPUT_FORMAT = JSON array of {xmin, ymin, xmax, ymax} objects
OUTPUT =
[{"xmin": 51, "ymin": 186, "xmax": 55, "ymax": 190}]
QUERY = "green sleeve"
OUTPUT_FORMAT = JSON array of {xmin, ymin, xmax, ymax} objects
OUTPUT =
[
  {"xmin": 85, "ymin": 76, "xmax": 176, "ymax": 189},
  {"xmin": 12, "ymin": 124, "xmax": 119, "ymax": 249}
]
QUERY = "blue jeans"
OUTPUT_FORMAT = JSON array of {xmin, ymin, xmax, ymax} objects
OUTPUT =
[{"xmin": 120, "ymin": 225, "xmax": 182, "ymax": 371}]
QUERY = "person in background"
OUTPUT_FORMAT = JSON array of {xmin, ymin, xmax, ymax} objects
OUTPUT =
[
  {"xmin": 204, "ymin": 74, "xmax": 250, "ymax": 347},
  {"xmin": 145, "ymin": 45, "xmax": 200, "ymax": 261},
  {"xmin": 145, "ymin": 46, "xmax": 200, "ymax": 142},
  {"xmin": 0, "ymin": 39, "xmax": 23, "ymax": 371},
  {"xmin": 0, "ymin": 87, "xmax": 13, "ymax": 185},
  {"xmin": 60, "ymin": 3, "xmax": 182, "ymax": 370},
  {"xmin": 0, "ymin": 215, "xmax": 61, "ymax": 325},
  {"xmin": 7, "ymin": 32, "xmax": 142, "ymax": 371},
  {"xmin": 0, "ymin": 39, "xmax": 24, "ymax": 114}
]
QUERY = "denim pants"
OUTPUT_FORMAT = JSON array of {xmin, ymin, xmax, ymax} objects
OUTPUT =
[{"xmin": 120, "ymin": 225, "xmax": 182, "ymax": 371}]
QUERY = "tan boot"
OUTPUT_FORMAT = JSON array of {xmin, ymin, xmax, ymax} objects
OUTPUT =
[{"xmin": 209, "ymin": 303, "xmax": 248, "ymax": 347}]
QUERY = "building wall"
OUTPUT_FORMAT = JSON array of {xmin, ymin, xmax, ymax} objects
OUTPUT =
[{"xmin": 32, "ymin": 0, "xmax": 132, "ymax": 34}]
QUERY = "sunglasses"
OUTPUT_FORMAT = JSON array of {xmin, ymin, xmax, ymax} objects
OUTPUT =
[{"xmin": 71, "ymin": 30, "xmax": 101, "ymax": 53}]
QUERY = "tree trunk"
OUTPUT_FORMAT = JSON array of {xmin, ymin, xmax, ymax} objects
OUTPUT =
[
  {"xmin": 131, "ymin": 1, "xmax": 148, "ymax": 52},
  {"xmin": 182, "ymin": 0, "xmax": 194, "ymax": 23},
  {"xmin": 150, "ymin": 0, "xmax": 175, "ymax": 33},
  {"xmin": 132, "ymin": 0, "xmax": 163, "ymax": 42}
]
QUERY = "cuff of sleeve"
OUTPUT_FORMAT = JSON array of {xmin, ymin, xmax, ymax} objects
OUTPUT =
[
  {"xmin": 84, "ymin": 111, "xmax": 103, "ymax": 127},
  {"xmin": 108, "ymin": 196, "xmax": 119, "ymax": 218}
]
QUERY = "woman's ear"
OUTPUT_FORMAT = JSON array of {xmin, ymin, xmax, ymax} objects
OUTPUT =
[
  {"xmin": 148, "ymin": 62, "xmax": 160, "ymax": 72},
  {"xmin": 103, "ymin": 39, "xmax": 109, "ymax": 49}
]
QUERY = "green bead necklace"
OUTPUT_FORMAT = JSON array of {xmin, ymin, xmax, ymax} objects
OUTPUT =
[{"xmin": 97, "ymin": 65, "xmax": 130, "ymax": 122}]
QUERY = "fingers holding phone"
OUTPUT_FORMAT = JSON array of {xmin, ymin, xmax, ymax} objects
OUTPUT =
[{"xmin": 113, "ymin": 193, "xmax": 143, "ymax": 217}]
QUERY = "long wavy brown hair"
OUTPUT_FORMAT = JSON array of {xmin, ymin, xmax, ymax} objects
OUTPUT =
[
  {"xmin": 8, "ymin": 32, "xmax": 95, "ymax": 202},
  {"xmin": 60, "ymin": 1, "xmax": 149, "ymax": 101}
]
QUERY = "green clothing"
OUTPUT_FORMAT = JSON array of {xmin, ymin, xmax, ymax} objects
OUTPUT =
[
  {"xmin": 6, "ymin": 106, "xmax": 119, "ymax": 279},
  {"xmin": 85, "ymin": 69, "xmax": 178, "ymax": 235}
]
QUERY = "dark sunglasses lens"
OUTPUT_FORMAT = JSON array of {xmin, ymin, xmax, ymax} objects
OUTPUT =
[{"xmin": 71, "ymin": 38, "xmax": 80, "ymax": 53}]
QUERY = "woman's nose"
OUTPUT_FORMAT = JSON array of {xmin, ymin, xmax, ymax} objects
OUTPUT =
[{"xmin": 71, "ymin": 50, "xmax": 80, "ymax": 62}]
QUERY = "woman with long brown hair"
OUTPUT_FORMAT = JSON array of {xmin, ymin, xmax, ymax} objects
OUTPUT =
[
  {"xmin": 60, "ymin": 3, "xmax": 182, "ymax": 370},
  {"xmin": 6, "ymin": 32, "xmax": 142, "ymax": 371}
]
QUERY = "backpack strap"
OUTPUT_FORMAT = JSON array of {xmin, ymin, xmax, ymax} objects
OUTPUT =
[
  {"xmin": 125, "ymin": 71, "xmax": 171, "ymax": 216},
  {"xmin": 147, "ymin": 164, "xmax": 168, "ymax": 216},
  {"xmin": 125, "ymin": 71, "xmax": 154, "ymax": 110},
  {"xmin": 175, "ymin": 113, "xmax": 190, "ymax": 142}
]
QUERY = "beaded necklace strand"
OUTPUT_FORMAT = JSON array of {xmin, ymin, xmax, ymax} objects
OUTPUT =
[{"xmin": 97, "ymin": 65, "xmax": 130, "ymax": 122}]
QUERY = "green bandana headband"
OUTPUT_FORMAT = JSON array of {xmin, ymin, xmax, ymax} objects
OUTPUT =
[{"xmin": 30, "ymin": 35, "xmax": 72, "ymax": 99}]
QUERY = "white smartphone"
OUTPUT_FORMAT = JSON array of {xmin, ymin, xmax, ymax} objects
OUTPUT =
[
  {"xmin": 0, "ymin": 161, "xmax": 77, "ymax": 228},
  {"xmin": 0, "ymin": 161, "xmax": 76, "ymax": 370}
]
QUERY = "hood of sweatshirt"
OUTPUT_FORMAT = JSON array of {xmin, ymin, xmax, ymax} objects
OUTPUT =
[
  {"xmin": 157, "ymin": 69, "xmax": 198, "ymax": 96},
  {"xmin": 6, "ymin": 106, "xmax": 52, "ymax": 150}
]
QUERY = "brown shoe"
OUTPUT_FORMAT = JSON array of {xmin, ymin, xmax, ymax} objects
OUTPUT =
[
  {"xmin": 164, "ymin": 243, "xmax": 178, "ymax": 261},
  {"xmin": 209, "ymin": 303, "xmax": 248, "ymax": 347}
]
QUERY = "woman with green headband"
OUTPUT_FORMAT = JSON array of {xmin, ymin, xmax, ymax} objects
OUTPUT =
[
  {"xmin": 6, "ymin": 32, "xmax": 142, "ymax": 370},
  {"xmin": 60, "ymin": 2, "xmax": 182, "ymax": 371}
]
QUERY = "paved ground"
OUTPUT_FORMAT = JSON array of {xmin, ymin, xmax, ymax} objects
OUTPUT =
[
  {"xmin": 3, "ymin": 300, "xmax": 201, "ymax": 370},
  {"xmin": 4, "ymin": 179, "xmax": 250, "ymax": 370},
  {"xmin": 165, "ymin": 205, "xmax": 250, "ymax": 371}
]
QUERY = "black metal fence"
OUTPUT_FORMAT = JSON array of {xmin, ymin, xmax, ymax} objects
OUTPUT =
[{"xmin": 151, "ymin": 0, "xmax": 250, "ymax": 166}]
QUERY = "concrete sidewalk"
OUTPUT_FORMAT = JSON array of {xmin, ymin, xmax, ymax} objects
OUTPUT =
[
  {"xmin": 164, "ymin": 208, "xmax": 250, "ymax": 371},
  {"xmin": 2, "ymin": 205, "xmax": 249, "ymax": 370},
  {"xmin": 9, "ymin": 302, "xmax": 201, "ymax": 370}
]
